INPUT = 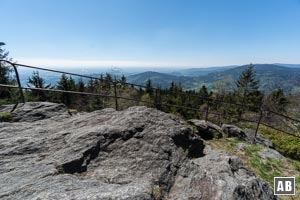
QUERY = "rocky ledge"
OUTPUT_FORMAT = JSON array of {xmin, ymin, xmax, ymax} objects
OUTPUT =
[{"xmin": 0, "ymin": 102, "xmax": 278, "ymax": 200}]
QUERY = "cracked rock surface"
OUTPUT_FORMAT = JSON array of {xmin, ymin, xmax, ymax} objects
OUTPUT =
[
  {"xmin": 168, "ymin": 149, "xmax": 277, "ymax": 200},
  {"xmin": 0, "ymin": 102, "xmax": 278, "ymax": 200}
]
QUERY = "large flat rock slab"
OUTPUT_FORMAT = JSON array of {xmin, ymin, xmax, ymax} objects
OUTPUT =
[
  {"xmin": 0, "ymin": 105, "xmax": 202, "ymax": 199},
  {"xmin": 0, "ymin": 103, "xmax": 278, "ymax": 200}
]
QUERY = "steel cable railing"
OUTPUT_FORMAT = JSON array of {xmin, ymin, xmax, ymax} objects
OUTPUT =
[{"xmin": 0, "ymin": 59, "xmax": 299, "ymax": 140}]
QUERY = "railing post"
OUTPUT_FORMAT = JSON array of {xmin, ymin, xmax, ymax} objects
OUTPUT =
[
  {"xmin": 11, "ymin": 63, "xmax": 25, "ymax": 103},
  {"xmin": 155, "ymin": 88, "xmax": 162, "ymax": 110},
  {"xmin": 205, "ymin": 99, "xmax": 210, "ymax": 122},
  {"xmin": 155, "ymin": 88, "xmax": 158, "ymax": 109},
  {"xmin": 113, "ymin": 82, "xmax": 118, "ymax": 110},
  {"xmin": 253, "ymin": 109, "xmax": 263, "ymax": 144}
]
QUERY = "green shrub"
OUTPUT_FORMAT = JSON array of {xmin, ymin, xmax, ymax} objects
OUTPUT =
[
  {"xmin": 259, "ymin": 126, "xmax": 300, "ymax": 160},
  {"xmin": 0, "ymin": 112, "xmax": 13, "ymax": 122},
  {"xmin": 289, "ymin": 158, "xmax": 300, "ymax": 171}
]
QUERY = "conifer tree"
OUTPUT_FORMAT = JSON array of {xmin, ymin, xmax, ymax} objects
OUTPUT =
[
  {"xmin": 57, "ymin": 74, "xmax": 72, "ymax": 106},
  {"xmin": 120, "ymin": 74, "xmax": 127, "ymax": 89},
  {"xmin": 154, "ymin": 85, "xmax": 162, "ymax": 110},
  {"xmin": 236, "ymin": 64, "xmax": 262, "ymax": 110},
  {"xmin": 236, "ymin": 64, "xmax": 259, "ymax": 93},
  {"xmin": 169, "ymin": 82, "xmax": 176, "ymax": 98},
  {"xmin": 0, "ymin": 43, "xmax": 12, "ymax": 84},
  {"xmin": 75, "ymin": 78, "xmax": 89, "ymax": 110},
  {"xmin": 265, "ymin": 87, "xmax": 289, "ymax": 113},
  {"xmin": 104, "ymin": 73, "xmax": 112, "ymax": 90},
  {"xmin": 145, "ymin": 79, "xmax": 153, "ymax": 95},
  {"xmin": 98, "ymin": 74, "xmax": 104, "ymax": 90},
  {"xmin": 199, "ymin": 85, "xmax": 209, "ymax": 104},
  {"xmin": 68, "ymin": 76, "xmax": 76, "ymax": 91},
  {"xmin": 199, "ymin": 85, "xmax": 209, "ymax": 97},
  {"xmin": 0, "ymin": 42, "xmax": 14, "ymax": 99},
  {"xmin": 87, "ymin": 78, "xmax": 95, "ymax": 93},
  {"xmin": 170, "ymin": 82, "xmax": 175, "ymax": 92},
  {"xmin": 27, "ymin": 71, "xmax": 51, "ymax": 101},
  {"xmin": 77, "ymin": 78, "xmax": 85, "ymax": 92}
]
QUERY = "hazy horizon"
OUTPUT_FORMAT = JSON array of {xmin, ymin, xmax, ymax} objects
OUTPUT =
[{"xmin": 14, "ymin": 59, "xmax": 300, "ymax": 69}]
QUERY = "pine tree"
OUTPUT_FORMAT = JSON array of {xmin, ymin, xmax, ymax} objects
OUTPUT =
[
  {"xmin": 199, "ymin": 85, "xmax": 209, "ymax": 104},
  {"xmin": 68, "ymin": 76, "xmax": 76, "ymax": 91},
  {"xmin": 154, "ymin": 85, "xmax": 162, "ymax": 110},
  {"xmin": 120, "ymin": 74, "xmax": 127, "ymax": 89},
  {"xmin": 75, "ymin": 78, "xmax": 88, "ymax": 110},
  {"xmin": 99, "ymin": 73, "xmax": 104, "ymax": 90},
  {"xmin": 0, "ymin": 43, "xmax": 11, "ymax": 84},
  {"xmin": 57, "ymin": 74, "xmax": 69, "ymax": 90},
  {"xmin": 169, "ymin": 82, "xmax": 176, "ymax": 98},
  {"xmin": 199, "ymin": 85, "xmax": 209, "ymax": 97},
  {"xmin": 57, "ymin": 74, "xmax": 71, "ymax": 106},
  {"xmin": 27, "ymin": 71, "xmax": 51, "ymax": 101},
  {"xmin": 145, "ymin": 79, "xmax": 153, "ymax": 95},
  {"xmin": 0, "ymin": 42, "xmax": 14, "ymax": 99},
  {"xmin": 236, "ymin": 64, "xmax": 259, "ymax": 93},
  {"xmin": 87, "ymin": 78, "xmax": 95, "ymax": 93},
  {"xmin": 77, "ymin": 78, "xmax": 85, "ymax": 92},
  {"xmin": 170, "ymin": 82, "xmax": 175, "ymax": 92},
  {"xmin": 104, "ymin": 73, "xmax": 112, "ymax": 90},
  {"xmin": 236, "ymin": 64, "xmax": 262, "ymax": 110},
  {"xmin": 265, "ymin": 87, "xmax": 289, "ymax": 113}
]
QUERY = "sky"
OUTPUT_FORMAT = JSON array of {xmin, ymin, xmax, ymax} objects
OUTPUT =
[{"xmin": 1, "ymin": 0, "xmax": 300, "ymax": 68}]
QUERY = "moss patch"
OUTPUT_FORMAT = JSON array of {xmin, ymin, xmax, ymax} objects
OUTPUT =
[
  {"xmin": 152, "ymin": 185, "xmax": 162, "ymax": 200},
  {"xmin": 0, "ymin": 112, "xmax": 13, "ymax": 122}
]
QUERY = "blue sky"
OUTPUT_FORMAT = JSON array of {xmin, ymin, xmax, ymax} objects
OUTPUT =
[{"xmin": 1, "ymin": 0, "xmax": 300, "ymax": 67}]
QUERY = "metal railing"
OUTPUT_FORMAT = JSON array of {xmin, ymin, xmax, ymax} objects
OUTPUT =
[{"xmin": 1, "ymin": 59, "xmax": 299, "ymax": 141}]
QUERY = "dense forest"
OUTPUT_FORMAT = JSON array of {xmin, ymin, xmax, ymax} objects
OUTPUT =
[{"xmin": 0, "ymin": 42, "xmax": 292, "ymax": 121}]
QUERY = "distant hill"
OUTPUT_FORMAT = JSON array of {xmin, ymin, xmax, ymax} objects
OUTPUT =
[
  {"xmin": 128, "ymin": 64, "xmax": 300, "ymax": 93},
  {"xmin": 127, "ymin": 71, "xmax": 198, "ymax": 88},
  {"xmin": 201, "ymin": 64, "xmax": 300, "ymax": 93},
  {"xmin": 275, "ymin": 63, "xmax": 300, "ymax": 68},
  {"xmin": 170, "ymin": 65, "xmax": 237, "ymax": 77}
]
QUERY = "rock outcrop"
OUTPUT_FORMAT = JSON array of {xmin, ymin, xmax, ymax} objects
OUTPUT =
[
  {"xmin": 0, "ymin": 102, "xmax": 70, "ymax": 122},
  {"xmin": 0, "ymin": 102, "xmax": 278, "ymax": 200},
  {"xmin": 259, "ymin": 148, "xmax": 285, "ymax": 160},
  {"xmin": 244, "ymin": 129, "xmax": 274, "ymax": 148},
  {"xmin": 222, "ymin": 124, "xmax": 246, "ymax": 139},
  {"xmin": 221, "ymin": 124, "xmax": 274, "ymax": 148},
  {"xmin": 168, "ymin": 150, "xmax": 277, "ymax": 200},
  {"xmin": 188, "ymin": 119, "xmax": 223, "ymax": 140},
  {"xmin": 233, "ymin": 142, "xmax": 284, "ymax": 161}
]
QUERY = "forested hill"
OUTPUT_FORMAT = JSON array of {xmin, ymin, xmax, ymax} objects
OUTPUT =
[
  {"xmin": 127, "ymin": 64, "xmax": 300, "ymax": 93},
  {"xmin": 199, "ymin": 64, "xmax": 300, "ymax": 93},
  {"xmin": 127, "ymin": 71, "xmax": 198, "ymax": 88},
  {"xmin": 17, "ymin": 63, "xmax": 300, "ymax": 93}
]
